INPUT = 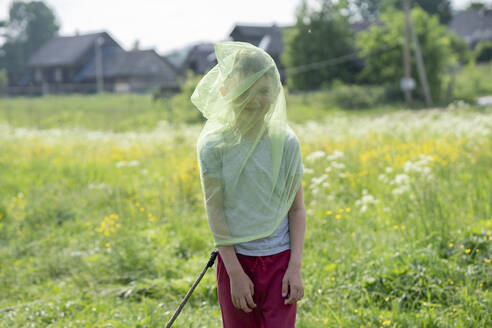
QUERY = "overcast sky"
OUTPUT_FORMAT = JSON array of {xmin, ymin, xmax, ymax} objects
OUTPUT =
[{"xmin": 0, "ymin": 0, "xmax": 489, "ymax": 55}]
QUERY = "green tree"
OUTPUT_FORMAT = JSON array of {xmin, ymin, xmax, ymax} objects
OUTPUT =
[
  {"xmin": 467, "ymin": 2, "xmax": 486, "ymax": 10},
  {"xmin": 357, "ymin": 7, "xmax": 456, "ymax": 101},
  {"xmin": 0, "ymin": 1, "xmax": 59, "ymax": 85},
  {"xmin": 283, "ymin": 0, "xmax": 358, "ymax": 91}
]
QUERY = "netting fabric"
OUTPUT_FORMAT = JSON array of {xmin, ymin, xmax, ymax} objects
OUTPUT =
[{"xmin": 192, "ymin": 41, "xmax": 303, "ymax": 247}]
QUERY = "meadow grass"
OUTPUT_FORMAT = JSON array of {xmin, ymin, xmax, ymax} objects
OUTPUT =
[{"xmin": 0, "ymin": 100, "xmax": 491, "ymax": 327}]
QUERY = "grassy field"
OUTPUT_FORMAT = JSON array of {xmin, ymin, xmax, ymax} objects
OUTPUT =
[{"xmin": 0, "ymin": 95, "xmax": 491, "ymax": 327}]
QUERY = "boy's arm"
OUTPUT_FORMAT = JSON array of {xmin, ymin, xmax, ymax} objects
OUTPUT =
[
  {"xmin": 288, "ymin": 183, "xmax": 305, "ymax": 267},
  {"xmin": 283, "ymin": 182, "xmax": 306, "ymax": 304}
]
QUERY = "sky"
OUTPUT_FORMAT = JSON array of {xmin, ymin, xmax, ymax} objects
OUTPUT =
[{"xmin": 0, "ymin": 0, "xmax": 489, "ymax": 55}]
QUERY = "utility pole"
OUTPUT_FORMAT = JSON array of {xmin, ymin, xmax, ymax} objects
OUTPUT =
[
  {"xmin": 402, "ymin": 0, "xmax": 412, "ymax": 104},
  {"xmin": 95, "ymin": 36, "xmax": 105, "ymax": 93},
  {"xmin": 407, "ymin": 0, "xmax": 433, "ymax": 106}
]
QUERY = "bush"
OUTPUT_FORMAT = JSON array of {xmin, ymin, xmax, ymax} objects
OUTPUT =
[
  {"xmin": 0, "ymin": 69, "xmax": 7, "ymax": 96},
  {"xmin": 357, "ymin": 8, "xmax": 458, "ymax": 103},
  {"xmin": 330, "ymin": 83, "xmax": 386, "ymax": 109},
  {"xmin": 474, "ymin": 41, "xmax": 492, "ymax": 63}
]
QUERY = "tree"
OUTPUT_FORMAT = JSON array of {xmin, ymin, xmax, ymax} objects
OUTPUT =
[
  {"xmin": 283, "ymin": 0, "xmax": 358, "ymax": 91},
  {"xmin": 0, "ymin": 1, "xmax": 59, "ymax": 85},
  {"xmin": 467, "ymin": 2, "xmax": 486, "ymax": 10},
  {"xmin": 357, "ymin": 7, "xmax": 457, "ymax": 102}
]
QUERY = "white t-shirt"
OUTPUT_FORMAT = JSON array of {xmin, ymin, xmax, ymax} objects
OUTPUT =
[{"xmin": 199, "ymin": 129, "xmax": 303, "ymax": 255}]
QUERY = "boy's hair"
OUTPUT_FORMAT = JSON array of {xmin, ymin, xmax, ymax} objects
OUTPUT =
[{"xmin": 226, "ymin": 49, "xmax": 277, "ymax": 91}]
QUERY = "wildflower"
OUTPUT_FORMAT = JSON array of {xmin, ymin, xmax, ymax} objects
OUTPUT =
[
  {"xmin": 326, "ymin": 150, "xmax": 344, "ymax": 161},
  {"xmin": 460, "ymin": 245, "xmax": 464, "ymax": 249},
  {"xmin": 326, "ymin": 210, "xmax": 332, "ymax": 215},
  {"xmin": 401, "ymin": 225, "xmax": 406, "ymax": 230},
  {"xmin": 105, "ymin": 242, "xmax": 111, "ymax": 248},
  {"xmin": 331, "ymin": 277, "xmax": 335, "ymax": 281},
  {"xmin": 393, "ymin": 225, "xmax": 399, "ymax": 230},
  {"xmin": 345, "ymin": 208, "xmax": 351, "ymax": 212},
  {"xmin": 306, "ymin": 150, "xmax": 326, "ymax": 162},
  {"xmin": 338, "ymin": 209, "xmax": 344, "ymax": 213},
  {"xmin": 335, "ymin": 214, "xmax": 341, "ymax": 220},
  {"xmin": 385, "ymin": 297, "xmax": 390, "ymax": 301},
  {"xmin": 465, "ymin": 248, "xmax": 471, "ymax": 254},
  {"xmin": 449, "ymin": 242, "xmax": 454, "ymax": 247}
]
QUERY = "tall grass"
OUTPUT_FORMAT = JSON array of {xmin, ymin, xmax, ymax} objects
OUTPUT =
[{"xmin": 0, "ymin": 104, "xmax": 491, "ymax": 327}]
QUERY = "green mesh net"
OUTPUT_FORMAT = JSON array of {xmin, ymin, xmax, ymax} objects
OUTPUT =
[{"xmin": 192, "ymin": 41, "xmax": 303, "ymax": 247}]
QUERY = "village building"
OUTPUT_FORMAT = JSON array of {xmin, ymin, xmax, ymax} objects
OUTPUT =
[
  {"xmin": 448, "ymin": 7, "xmax": 492, "ymax": 48},
  {"xmin": 23, "ymin": 31, "xmax": 178, "ymax": 95}
]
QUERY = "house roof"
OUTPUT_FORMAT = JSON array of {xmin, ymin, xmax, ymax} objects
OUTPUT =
[
  {"xmin": 164, "ymin": 42, "xmax": 217, "ymax": 75},
  {"xmin": 448, "ymin": 9, "xmax": 492, "ymax": 45},
  {"xmin": 229, "ymin": 24, "xmax": 284, "ymax": 55},
  {"xmin": 80, "ymin": 49, "xmax": 178, "ymax": 83},
  {"xmin": 28, "ymin": 31, "xmax": 122, "ymax": 67}
]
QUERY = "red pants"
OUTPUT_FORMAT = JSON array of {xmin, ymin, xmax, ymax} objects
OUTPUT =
[{"xmin": 216, "ymin": 249, "xmax": 296, "ymax": 328}]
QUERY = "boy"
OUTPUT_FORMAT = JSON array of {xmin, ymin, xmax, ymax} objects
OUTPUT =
[{"xmin": 192, "ymin": 41, "xmax": 305, "ymax": 327}]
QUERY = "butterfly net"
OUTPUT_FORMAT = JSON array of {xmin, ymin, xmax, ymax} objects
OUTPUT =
[{"xmin": 192, "ymin": 41, "xmax": 303, "ymax": 247}]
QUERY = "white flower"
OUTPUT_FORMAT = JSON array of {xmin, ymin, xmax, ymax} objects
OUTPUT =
[
  {"xmin": 306, "ymin": 150, "xmax": 326, "ymax": 162},
  {"xmin": 330, "ymin": 161, "xmax": 346, "ymax": 170},
  {"xmin": 378, "ymin": 174, "xmax": 387, "ymax": 182},
  {"xmin": 115, "ymin": 161, "xmax": 127, "ymax": 168},
  {"xmin": 393, "ymin": 174, "xmax": 410, "ymax": 185},
  {"xmin": 326, "ymin": 150, "xmax": 344, "ymax": 161},
  {"xmin": 392, "ymin": 185, "xmax": 410, "ymax": 195},
  {"xmin": 385, "ymin": 167, "xmax": 393, "ymax": 173},
  {"xmin": 127, "ymin": 160, "xmax": 139, "ymax": 167},
  {"xmin": 304, "ymin": 168, "xmax": 314, "ymax": 174},
  {"xmin": 311, "ymin": 174, "xmax": 328, "ymax": 188}
]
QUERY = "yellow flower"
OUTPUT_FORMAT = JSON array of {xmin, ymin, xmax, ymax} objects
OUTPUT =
[
  {"xmin": 352, "ymin": 232, "xmax": 356, "ymax": 237},
  {"xmin": 448, "ymin": 279, "xmax": 454, "ymax": 285},
  {"xmin": 140, "ymin": 207, "xmax": 145, "ymax": 212},
  {"xmin": 385, "ymin": 297, "xmax": 390, "ymax": 301},
  {"xmin": 326, "ymin": 210, "xmax": 333, "ymax": 215},
  {"xmin": 465, "ymin": 248, "xmax": 471, "ymax": 254},
  {"xmin": 485, "ymin": 259, "xmax": 491, "ymax": 263},
  {"xmin": 401, "ymin": 225, "xmax": 406, "ymax": 230},
  {"xmin": 460, "ymin": 245, "xmax": 464, "ymax": 249},
  {"xmin": 382, "ymin": 320, "xmax": 391, "ymax": 326},
  {"xmin": 335, "ymin": 214, "xmax": 341, "ymax": 219},
  {"xmin": 338, "ymin": 209, "xmax": 344, "ymax": 213},
  {"xmin": 393, "ymin": 225, "xmax": 399, "ymax": 229},
  {"xmin": 105, "ymin": 242, "xmax": 111, "ymax": 248},
  {"xmin": 345, "ymin": 208, "xmax": 351, "ymax": 212},
  {"xmin": 331, "ymin": 277, "xmax": 335, "ymax": 281},
  {"xmin": 487, "ymin": 231, "xmax": 490, "ymax": 236},
  {"xmin": 354, "ymin": 309, "xmax": 358, "ymax": 313},
  {"xmin": 448, "ymin": 242, "xmax": 454, "ymax": 247},
  {"xmin": 476, "ymin": 249, "xmax": 480, "ymax": 253}
]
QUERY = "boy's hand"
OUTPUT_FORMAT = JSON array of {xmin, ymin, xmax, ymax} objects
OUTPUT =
[
  {"xmin": 282, "ymin": 264, "xmax": 304, "ymax": 304},
  {"xmin": 229, "ymin": 270, "xmax": 256, "ymax": 313}
]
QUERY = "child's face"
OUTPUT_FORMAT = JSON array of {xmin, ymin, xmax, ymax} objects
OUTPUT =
[{"xmin": 232, "ymin": 75, "xmax": 275, "ymax": 123}]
